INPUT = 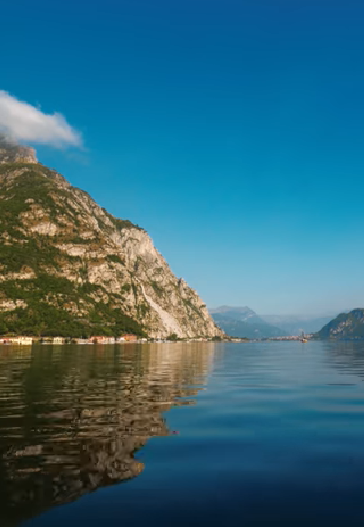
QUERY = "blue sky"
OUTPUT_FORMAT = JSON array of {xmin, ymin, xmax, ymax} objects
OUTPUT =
[{"xmin": 1, "ymin": 0, "xmax": 364, "ymax": 314}]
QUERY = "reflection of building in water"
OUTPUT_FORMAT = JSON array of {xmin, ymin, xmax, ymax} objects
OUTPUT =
[{"xmin": 0, "ymin": 343, "xmax": 215, "ymax": 526}]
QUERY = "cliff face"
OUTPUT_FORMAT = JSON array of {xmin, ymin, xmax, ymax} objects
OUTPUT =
[
  {"xmin": 0, "ymin": 142, "xmax": 222, "ymax": 338},
  {"xmin": 317, "ymin": 309, "xmax": 364, "ymax": 339},
  {"xmin": 0, "ymin": 134, "xmax": 37, "ymax": 164}
]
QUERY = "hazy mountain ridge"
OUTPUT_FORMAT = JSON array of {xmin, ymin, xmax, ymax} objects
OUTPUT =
[
  {"xmin": 260, "ymin": 314, "xmax": 336, "ymax": 336},
  {"xmin": 210, "ymin": 306, "xmax": 287, "ymax": 338},
  {"xmin": 210, "ymin": 306, "xmax": 345, "ymax": 337},
  {"xmin": 0, "ymin": 140, "xmax": 222, "ymax": 339}
]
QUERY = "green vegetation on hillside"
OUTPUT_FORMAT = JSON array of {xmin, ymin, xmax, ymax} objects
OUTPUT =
[
  {"xmin": 0, "ymin": 275, "xmax": 147, "ymax": 337},
  {"xmin": 0, "ymin": 163, "xmax": 141, "ymax": 237},
  {"xmin": 0, "ymin": 158, "xmax": 216, "ymax": 339},
  {"xmin": 317, "ymin": 309, "xmax": 364, "ymax": 339},
  {"xmin": 0, "ymin": 164, "xmax": 148, "ymax": 338}
]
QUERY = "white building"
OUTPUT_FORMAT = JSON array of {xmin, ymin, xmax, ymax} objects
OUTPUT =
[
  {"xmin": 11, "ymin": 337, "xmax": 33, "ymax": 346},
  {"xmin": 53, "ymin": 337, "xmax": 65, "ymax": 345}
]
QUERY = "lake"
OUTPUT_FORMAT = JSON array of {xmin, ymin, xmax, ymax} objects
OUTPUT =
[{"xmin": 1, "ymin": 340, "xmax": 364, "ymax": 526}]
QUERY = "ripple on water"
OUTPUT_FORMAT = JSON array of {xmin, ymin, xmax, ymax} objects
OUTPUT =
[{"xmin": 1, "ymin": 341, "xmax": 364, "ymax": 527}]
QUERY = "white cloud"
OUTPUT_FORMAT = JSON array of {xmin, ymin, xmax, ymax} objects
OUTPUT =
[{"xmin": 0, "ymin": 90, "xmax": 82, "ymax": 148}]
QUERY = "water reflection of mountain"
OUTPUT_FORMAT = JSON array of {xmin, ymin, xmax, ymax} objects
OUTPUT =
[
  {"xmin": 0, "ymin": 343, "xmax": 215, "ymax": 526},
  {"xmin": 323, "ymin": 340, "xmax": 364, "ymax": 380}
]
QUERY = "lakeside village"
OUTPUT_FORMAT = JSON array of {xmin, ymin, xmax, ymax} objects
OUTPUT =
[
  {"xmin": 0, "ymin": 334, "xmax": 312, "ymax": 346},
  {"xmin": 0, "ymin": 335, "xmax": 243, "ymax": 346}
]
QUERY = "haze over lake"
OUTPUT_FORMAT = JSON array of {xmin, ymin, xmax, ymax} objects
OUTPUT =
[{"xmin": 2, "ymin": 341, "xmax": 364, "ymax": 527}]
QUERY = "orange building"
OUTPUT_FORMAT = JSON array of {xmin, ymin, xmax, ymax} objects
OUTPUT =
[{"xmin": 123, "ymin": 334, "xmax": 138, "ymax": 342}]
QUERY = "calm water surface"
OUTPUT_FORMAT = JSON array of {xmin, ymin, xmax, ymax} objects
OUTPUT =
[{"xmin": 1, "ymin": 341, "xmax": 364, "ymax": 526}]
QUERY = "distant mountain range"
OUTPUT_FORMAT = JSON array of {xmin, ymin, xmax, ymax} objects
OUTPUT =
[
  {"xmin": 260, "ymin": 314, "xmax": 336, "ymax": 336},
  {"xmin": 209, "ymin": 306, "xmax": 345, "ymax": 338},
  {"xmin": 209, "ymin": 306, "xmax": 287, "ymax": 338}
]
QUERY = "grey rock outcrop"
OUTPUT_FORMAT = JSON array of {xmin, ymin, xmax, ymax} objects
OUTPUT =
[{"xmin": 0, "ymin": 134, "xmax": 37, "ymax": 164}]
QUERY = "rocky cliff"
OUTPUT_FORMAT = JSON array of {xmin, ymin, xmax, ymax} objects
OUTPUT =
[
  {"xmin": 0, "ymin": 134, "xmax": 37, "ymax": 164},
  {"xmin": 0, "ymin": 140, "xmax": 222, "ymax": 338},
  {"xmin": 317, "ymin": 308, "xmax": 364, "ymax": 339}
]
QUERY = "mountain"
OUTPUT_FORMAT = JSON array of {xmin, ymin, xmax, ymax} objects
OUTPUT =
[
  {"xmin": 260, "ymin": 314, "xmax": 335, "ymax": 336},
  {"xmin": 209, "ymin": 306, "xmax": 287, "ymax": 338},
  {"xmin": 209, "ymin": 305, "xmax": 259, "ymax": 321},
  {"xmin": 317, "ymin": 309, "xmax": 364, "ymax": 338},
  {"xmin": 0, "ymin": 137, "xmax": 222, "ymax": 339}
]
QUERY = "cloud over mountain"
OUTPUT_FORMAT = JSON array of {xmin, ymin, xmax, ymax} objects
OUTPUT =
[{"xmin": 0, "ymin": 91, "xmax": 82, "ymax": 148}]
